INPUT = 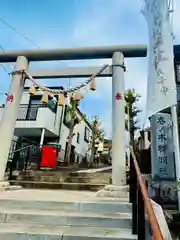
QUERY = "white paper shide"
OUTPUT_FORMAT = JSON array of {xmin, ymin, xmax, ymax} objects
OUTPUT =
[{"xmin": 142, "ymin": 0, "xmax": 177, "ymax": 118}]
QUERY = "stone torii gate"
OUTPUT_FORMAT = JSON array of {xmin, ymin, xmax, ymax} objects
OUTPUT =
[{"xmin": 0, "ymin": 44, "xmax": 179, "ymax": 188}]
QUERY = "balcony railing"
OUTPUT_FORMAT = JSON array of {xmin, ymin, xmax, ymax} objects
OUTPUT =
[{"xmin": 17, "ymin": 104, "xmax": 50, "ymax": 121}]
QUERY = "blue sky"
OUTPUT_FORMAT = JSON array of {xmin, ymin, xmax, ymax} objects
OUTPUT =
[{"xmin": 0, "ymin": 0, "xmax": 179, "ymax": 138}]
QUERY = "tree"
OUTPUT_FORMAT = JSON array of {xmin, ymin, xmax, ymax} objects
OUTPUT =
[
  {"xmin": 124, "ymin": 89, "xmax": 141, "ymax": 148},
  {"xmin": 64, "ymin": 95, "xmax": 86, "ymax": 165},
  {"xmin": 89, "ymin": 116, "xmax": 104, "ymax": 166}
]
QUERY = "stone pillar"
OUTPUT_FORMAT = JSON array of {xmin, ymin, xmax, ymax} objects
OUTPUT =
[
  {"xmin": 0, "ymin": 56, "xmax": 28, "ymax": 182},
  {"xmin": 40, "ymin": 128, "xmax": 45, "ymax": 148},
  {"xmin": 112, "ymin": 52, "xmax": 126, "ymax": 185}
]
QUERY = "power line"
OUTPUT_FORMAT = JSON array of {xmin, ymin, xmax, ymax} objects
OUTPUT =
[
  {"xmin": 0, "ymin": 62, "xmax": 9, "ymax": 74},
  {"xmin": 0, "ymin": 16, "xmax": 41, "ymax": 75},
  {"xmin": 0, "ymin": 43, "xmax": 15, "ymax": 73},
  {"xmin": 0, "ymin": 16, "xmax": 41, "ymax": 49}
]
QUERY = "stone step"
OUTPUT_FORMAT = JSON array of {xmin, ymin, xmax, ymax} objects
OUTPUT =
[
  {"xmin": 9, "ymin": 180, "xmax": 105, "ymax": 191},
  {"xmin": 96, "ymin": 190, "xmax": 129, "ymax": 198},
  {"xmin": 15, "ymin": 173, "xmax": 111, "ymax": 184},
  {"xmin": 0, "ymin": 208, "xmax": 132, "ymax": 229},
  {"xmin": 15, "ymin": 171, "xmax": 110, "ymax": 177},
  {"xmin": 0, "ymin": 223, "xmax": 137, "ymax": 240},
  {"xmin": 104, "ymin": 185, "xmax": 129, "ymax": 192},
  {"xmin": 0, "ymin": 199, "xmax": 132, "ymax": 213},
  {"xmin": 94, "ymin": 197, "xmax": 130, "ymax": 203},
  {"xmin": 65, "ymin": 177, "xmax": 110, "ymax": 184},
  {"xmin": 19, "ymin": 173, "xmax": 110, "ymax": 177}
]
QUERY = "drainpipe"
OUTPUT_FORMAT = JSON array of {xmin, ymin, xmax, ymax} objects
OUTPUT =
[{"xmin": 40, "ymin": 128, "xmax": 45, "ymax": 148}]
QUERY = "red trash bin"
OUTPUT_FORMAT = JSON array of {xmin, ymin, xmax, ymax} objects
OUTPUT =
[{"xmin": 40, "ymin": 146, "xmax": 57, "ymax": 168}]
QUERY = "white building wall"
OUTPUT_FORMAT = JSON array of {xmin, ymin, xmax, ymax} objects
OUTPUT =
[
  {"xmin": 58, "ymin": 119, "xmax": 92, "ymax": 162},
  {"xmin": 73, "ymin": 120, "xmax": 92, "ymax": 157},
  {"xmin": 59, "ymin": 123, "xmax": 69, "ymax": 151}
]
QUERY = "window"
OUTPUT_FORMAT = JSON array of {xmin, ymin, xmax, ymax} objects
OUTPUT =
[
  {"xmin": 84, "ymin": 126, "xmax": 90, "ymax": 142},
  {"xmin": 17, "ymin": 105, "xmax": 38, "ymax": 120},
  {"xmin": 77, "ymin": 133, "xmax": 80, "ymax": 144},
  {"xmin": 29, "ymin": 97, "xmax": 41, "ymax": 105}
]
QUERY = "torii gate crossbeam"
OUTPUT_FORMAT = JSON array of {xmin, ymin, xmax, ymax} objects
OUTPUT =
[{"xmin": 0, "ymin": 44, "xmax": 179, "ymax": 62}]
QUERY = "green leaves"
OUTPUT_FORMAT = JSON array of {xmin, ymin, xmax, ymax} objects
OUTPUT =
[
  {"xmin": 81, "ymin": 112, "xmax": 86, "ymax": 120},
  {"xmin": 124, "ymin": 88, "xmax": 141, "ymax": 146},
  {"xmin": 124, "ymin": 88, "xmax": 141, "ymax": 105}
]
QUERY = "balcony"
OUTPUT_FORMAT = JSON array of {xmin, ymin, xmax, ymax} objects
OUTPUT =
[
  {"xmin": 17, "ymin": 104, "xmax": 40, "ymax": 121},
  {"xmin": 14, "ymin": 104, "xmax": 60, "ymax": 137},
  {"xmin": 17, "ymin": 104, "xmax": 56, "ymax": 121},
  {"xmin": 0, "ymin": 104, "xmax": 60, "ymax": 137}
]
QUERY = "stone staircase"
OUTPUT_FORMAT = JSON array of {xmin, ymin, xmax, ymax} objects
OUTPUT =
[
  {"xmin": 0, "ymin": 188, "xmax": 137, "ymax": 239},
  {"xmin": 9, "ymin": 170, "xmax": 111, "ymax": 191},
  {"xmin": 12, "ymin": 170, "xmax": 111, "ymax": 184}
]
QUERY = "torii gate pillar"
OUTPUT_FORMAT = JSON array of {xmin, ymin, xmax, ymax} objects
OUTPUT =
[
  {"xmin": 0, "ymin": 56, "xmax": 28, "ymax": 183},
  {"xmin": 112, "ymin": 52, "xmax": 126, "ymax": 185}
]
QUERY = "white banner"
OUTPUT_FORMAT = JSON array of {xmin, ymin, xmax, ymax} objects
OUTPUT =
[{"xmin": 142, "ymin": 0, "xmax": 177, "ymax": 118}]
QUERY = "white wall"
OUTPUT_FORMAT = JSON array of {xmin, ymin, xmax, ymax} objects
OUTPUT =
[
  {"xmin": 59, "ymin": 123, "xmax": 69, "ymax": 151},
  {"xmin": 73, "ymin": 120, "xmax": 92, "ymax": 157},
  {"xmin": 58, "ymin": 116, "xmax": 92, "ymax": 161}
]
